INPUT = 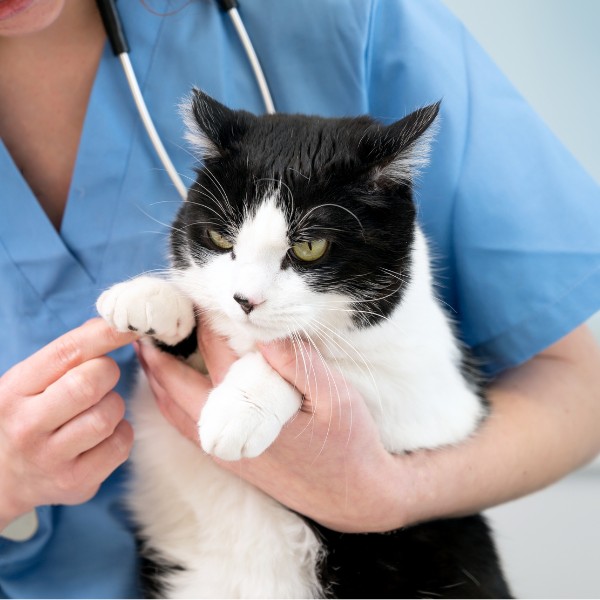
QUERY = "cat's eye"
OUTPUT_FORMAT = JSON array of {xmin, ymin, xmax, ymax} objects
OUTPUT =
[
  {"xmin": 207, "ymin": 229, "xmax": 233, "ymax": 250},
  {"xmin": 290, "ymin": 239, "xmax": 329, "ymax": 262}
]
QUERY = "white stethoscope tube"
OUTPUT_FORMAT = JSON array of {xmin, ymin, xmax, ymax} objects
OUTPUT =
[
  {"xmin": 118, "ymin": 52, "xmax": 189, "ymax": 200},
  {"xmin": 226, "ymin": 7, "xmax": 276, "ymax": 115},
  {"xmin": 97, "ymin": 0, "xmax": 275, "ymax": 201}
]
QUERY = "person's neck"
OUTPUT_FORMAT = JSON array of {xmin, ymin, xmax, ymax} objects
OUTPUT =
[
  {"xmin": 0, "ymin": 0, "xmax": 106, "ymax": 230},
  {"xmin": 0, "ymin": 0, "xmax": 103, "ymax": 56}
]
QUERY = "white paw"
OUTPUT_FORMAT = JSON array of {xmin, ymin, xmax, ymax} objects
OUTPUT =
[
  {"xmin": 97, "ymin": 276, "xmax": 195, "ymax": 346},
  {"xmin": 199, "ymin": 383, "xmax": 284, "ymax": 461}
]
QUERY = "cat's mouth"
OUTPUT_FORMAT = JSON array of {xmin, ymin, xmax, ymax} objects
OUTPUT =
[{"xmin": 224, "ymin": 302, "xmax": 306, "ymax": 342}]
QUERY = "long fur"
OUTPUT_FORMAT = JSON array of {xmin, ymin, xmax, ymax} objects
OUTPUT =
[{"xmin": 97, "ymin": 90, "xmax": 511, "ymax": 598}]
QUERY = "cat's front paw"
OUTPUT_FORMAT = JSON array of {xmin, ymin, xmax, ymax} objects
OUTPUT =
[
  {"xmin": 97, "ymin": 276, "xmax": 195, "ymax": 346},
  {"xmin": 199, "ymin": 384, "xmax": 286, "ymax": 461}
]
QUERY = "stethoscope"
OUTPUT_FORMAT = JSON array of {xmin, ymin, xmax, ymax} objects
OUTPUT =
[{"xmin": 95, "ymin": 0, "xmax": 275, "ymax": 200}]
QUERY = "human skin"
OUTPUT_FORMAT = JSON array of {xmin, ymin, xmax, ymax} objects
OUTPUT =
[
  {"xmin": 0, "ymin": 1, "xmax": 130, "ymax": 531},
  {"xmin": 0, "ymin": 320, "xmax": 137, "ymax": 530},
  {"xmin": 0, "ymin": 0, "xmax": 66, "ymax": 37},
  {"xmin": 137, "ymin": 322, "xmax": 600, "ymax": 533},
  {"xmin": 0, "ymin": 0, "xmax": 105, "ymax": 230},
  {"xmin": 1, "ymin": 0, "xmax": 600, "ymax": 537}
]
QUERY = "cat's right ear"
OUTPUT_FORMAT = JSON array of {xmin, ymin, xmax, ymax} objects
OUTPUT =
[
  {"xmin": 358, "ymin": 102, "xmax": 441, "ymax": 186},
  {"xmin": 181, "ymin": 88, "xmax": 251, "ymax": 160}
]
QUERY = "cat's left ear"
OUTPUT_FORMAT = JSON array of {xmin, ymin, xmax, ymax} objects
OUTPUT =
[
  {"xmin": 181, "ymin": 88, "xmax": 253, "ymax": 160},
  {"xmin": 358, "ymin": 101, "xmax": 441, "ymax": 186}
]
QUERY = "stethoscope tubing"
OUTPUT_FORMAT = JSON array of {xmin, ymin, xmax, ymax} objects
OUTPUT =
[{"xmin": 96, "ymin": 0, "xmax": 275, "ymax": 200}]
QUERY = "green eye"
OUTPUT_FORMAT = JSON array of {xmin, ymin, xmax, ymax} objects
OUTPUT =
[
  {"xmin": 208, "ymin": 229, "xmax": 233, "ymax": 250},
  {"xmin": 291, "ymin": 239, "xmax": 329, "ymax": 262}
]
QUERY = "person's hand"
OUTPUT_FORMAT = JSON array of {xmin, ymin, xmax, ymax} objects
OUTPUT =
[
  {"xmin": 137, "ymin": 324, "xmax": 404, "ymax": 533},
  {"xmin": 0, "ymin": 318, "xmax": 137, "ymax": 528},
  {"xmin": 139, "ymin": 323, "xmax": 600, "ymax": 536}
]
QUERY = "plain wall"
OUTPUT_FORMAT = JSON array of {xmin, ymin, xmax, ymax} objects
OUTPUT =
[{"xmin": 442, "ymin": 2, "xmax": 600, "ymax": 597}]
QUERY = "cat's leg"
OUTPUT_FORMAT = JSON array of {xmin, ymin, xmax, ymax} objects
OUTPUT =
[
  {"xmin": 96, "ymin": 276, "xmax": 195, "ymax": 347},
  {"xmin": 199, "ymin": 352, "xmax": 301, "ymax": 461}
]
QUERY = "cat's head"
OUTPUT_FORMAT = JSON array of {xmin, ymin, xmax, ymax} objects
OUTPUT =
[{"xmin": 171, "ymin": 90, "xmax": 439, "ymax": 343}]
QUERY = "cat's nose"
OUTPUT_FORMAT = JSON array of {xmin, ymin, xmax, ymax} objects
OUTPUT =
[{"xmin": 233, "ymin": 294, "xmax": 256, "ymax": 315}]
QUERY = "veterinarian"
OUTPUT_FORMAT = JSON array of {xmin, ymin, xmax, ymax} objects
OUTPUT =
[{"xmin": 1, "ymin": 0, "xmax": 599, "ymax": 597}]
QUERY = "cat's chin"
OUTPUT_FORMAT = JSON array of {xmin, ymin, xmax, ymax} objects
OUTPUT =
[{"xmin": 205, "ymin": 309, "xmax": 294, "ymax": 352}]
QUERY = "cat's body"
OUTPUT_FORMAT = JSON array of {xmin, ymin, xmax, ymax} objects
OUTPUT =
[{"xmin": 98, "ymin": 91, "xmax": 511, "ymax": 598}]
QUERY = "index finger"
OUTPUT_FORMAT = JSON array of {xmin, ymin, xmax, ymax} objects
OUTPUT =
[
  {"xmin": 197, "ymin": 320, "xmax": 238, "ymax": 386},
  {"xmin": 6, "ymin": 318, "xmax": 138, "ymax": 395}
]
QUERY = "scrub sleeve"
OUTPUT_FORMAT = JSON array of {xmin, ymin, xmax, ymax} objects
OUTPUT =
[
  {"xmin": 1, "ymin": 0, "xmax": 599, "ymax": 597},
  {"xmin": 366, "ymin": 0, "xmax": 600, "ymax": 375}
]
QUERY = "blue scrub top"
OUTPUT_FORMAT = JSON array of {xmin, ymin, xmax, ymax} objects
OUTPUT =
[{"xmin": 1, "ymin": 0, "xmax": 599, "ymax": 597}]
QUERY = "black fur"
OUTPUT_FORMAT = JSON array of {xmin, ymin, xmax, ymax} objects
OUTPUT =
[
  {"xmin": 172, "ymin": 92, "xmax": 441, "ymax": 327},
  {"xmin": 162, "ymin": 91, "xmax": 512, "ymax": 598},
  {"xmin": 312, "ymin": 516, "xmax": 511, "ymax": 598},
  {"xmin": 137, "ymin": 537, "xmax": 185, "ymax": 599},
  {"xmin": 154, "ymin": 326, "xmax": 198, "ymax": 359}
]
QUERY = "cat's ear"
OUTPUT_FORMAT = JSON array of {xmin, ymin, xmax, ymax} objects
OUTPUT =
[
  {"xmin": 181, "ymin": 88, "xmax": 252, "ymax": 160},
  {"xmin": 358, "ymin": 102, "xmax": 441, "ymax": 186}
]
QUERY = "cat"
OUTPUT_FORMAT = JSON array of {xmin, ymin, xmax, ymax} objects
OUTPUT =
[{"xmin": 97, "ymin": 89, "xmax": 512, "ymax": 598}]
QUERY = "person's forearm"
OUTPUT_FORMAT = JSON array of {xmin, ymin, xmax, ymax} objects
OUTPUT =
[
  {"xmin": 382, "ymin": 325, "xmax": 600, "ymax": 531},
  {"xmin": 140, "ymin": 321, "xmax": 600, "ymax": 534}
]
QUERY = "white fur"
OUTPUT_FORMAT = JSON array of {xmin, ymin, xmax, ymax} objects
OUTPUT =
[
  {"xmin": 179, "ymin": 96, "xmax": 221, "ymax": 161},
  {"xmin": 373, "ymin": 110, "xmax": 440, "ymax": 185},
  {"xmin": 98, "ymin": 194, "xmax": 483, "ymax": 598},
  {"xmin": 199, "ymin": 351, "xmax": 301, "ymax": 460},
  {"xmin": 97, "ymin": 276, "xmax": 195, "ymax": 346}
]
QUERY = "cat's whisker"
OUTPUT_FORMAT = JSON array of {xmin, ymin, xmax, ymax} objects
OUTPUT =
[
  {"xmin": 286, "ymin": 166, "xmax": 310, "ymax": 181},
  {"xmin": 181, "ymin": 219, "xmax": 221, "ymax": 230},
  {"xmin": 201, "ymin": 164, "xmax": 234, "ymax": 216},
  {"xmin": 293, "ymin": 203, "xmax": 365, "ymax": 236},
  {"xmin": 189, "ymin": 182, "xmax": 233, "ymax": 222},
  {"xmin": 294, "ymin": 322, "xmax": 343, "ymax": 461},
  {"xmin": 255, "ymin": 177, "xmax": 294, "ymax": 203},
  {"xmin": 185, "ymin": 197, "xmax": 232, "ymax": 225},
  {"xmin": 296, "ymin": 224, "xmax": 348, "ymax": 236},
  {"xmin": 288, "ymin": 326, "xmax": 319, "ymax": 445},
  {"xmin": 293, "ymin": 325, "xmax": 343, "ymax": 459},
  {"xmin": 171, "ymin": 141, "xmax": 200, "ymax": 164},
  {"xmin": 310, "ymin": 319, "xmax": 382, "ymax": 421},
  {"xmin": 132, "ymin": 204, "xmax": 197, "ymax": 239},
  {"xmin": 187, "ymin": 187, "xmax": 224, "ymax": 209},
  {"xmin": 301, "ymin": 325, "xmax": 351, "ymax": 450}
]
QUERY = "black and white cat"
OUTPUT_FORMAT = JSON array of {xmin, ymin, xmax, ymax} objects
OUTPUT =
[{"xmin": 97, "ymin": 90, "xmax": 511, "ymax": 598}]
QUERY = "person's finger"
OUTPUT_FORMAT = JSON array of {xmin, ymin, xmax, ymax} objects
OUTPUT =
[
  {"xmin": 39, "ymin": 357, "xmax": 121, "ymax": 431},
  {"xmin": 5, "ymin": 318, "xmax": 137, "ymax": 396},
  {"xmin": 71, "ymin": 419, "xmax": 134, "ymax": 490},
  {"xmin": 50, "ymin": 391, "xmax": 126, "ymax": 459},
  {"xmin": 197, "ymin": 322, "xmax": 237, "ymax": 386},
  {"xmin": 137, "ymin": 342, "xmax": 212, "ymax": 422},
  {"xmin": 144, "ymin": 370, "xmax": 200, "ymax": 444},
  {"xmin": 258, "ymin": 338, "xmax": 347, "ymax": 407}
]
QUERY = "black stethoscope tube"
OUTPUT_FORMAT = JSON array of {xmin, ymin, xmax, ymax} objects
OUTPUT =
[
  {"xmin": 96, "ymin": 0, "xmax": 129, "ymax": 56},
  {"xmin": 94, "ymin": 0, "xmax": 274, "ymax": 199}
]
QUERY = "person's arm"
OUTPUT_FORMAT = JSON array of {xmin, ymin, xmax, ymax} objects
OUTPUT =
[
  {"xmin": 137, "ymin": 322, "xmax": 600, "ymax": 533},
  {"xmin": 380, "ymin": 323, "xmax": 600, "ymax": 530},
  {"xmin": 0, "ymin": 319, "xmax": 136, "ymax": 531}
]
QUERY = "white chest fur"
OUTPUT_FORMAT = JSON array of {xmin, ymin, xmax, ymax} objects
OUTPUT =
[{"xmin": 97, "ymin": 221, "xmax": 483, "ymax": 597}]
